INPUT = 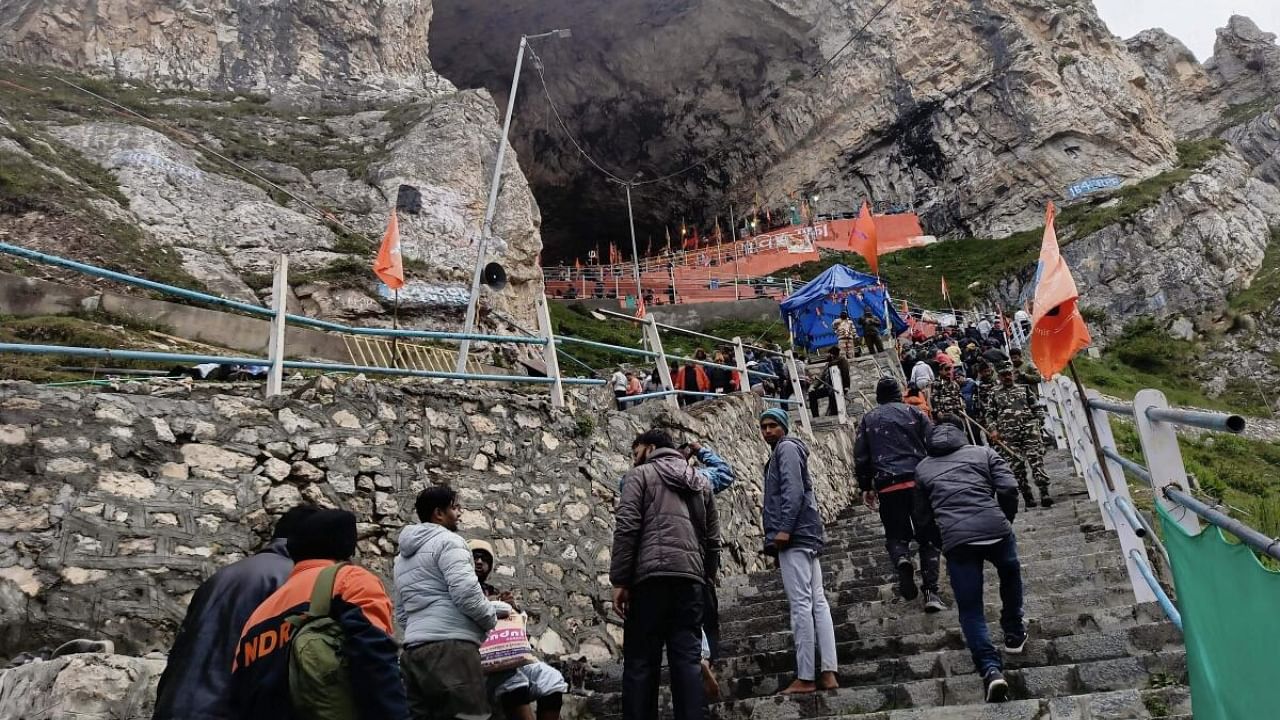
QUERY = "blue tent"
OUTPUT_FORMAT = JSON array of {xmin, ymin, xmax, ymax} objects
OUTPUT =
[{"xmin": 779, "ymin": 265, "xmax": 909, "ymax": 352}]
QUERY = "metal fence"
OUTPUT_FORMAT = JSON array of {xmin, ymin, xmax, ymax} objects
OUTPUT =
[
  {"xmin": 0, "ymin": 243, "xmax": 820, "ymax": 426},
  {"xmin": 1040, "ymin": 376, "xmax": 1279, "ymax": 631}
]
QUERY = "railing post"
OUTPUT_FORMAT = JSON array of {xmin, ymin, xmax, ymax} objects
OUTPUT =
[
  {"xmin": 732, "ymin": 337, "xmax": 749, "ymax": 392},
  {"xmin": 1041, "ymin": 380, "xmax": 1069, "ymax": 450},
  {"xmin": 642, "ymin": 316, "xmax": 679, "ymax": 410},
  {"xmin": 265, "ymin": 254, "xmax": 288, "ymax": 398},
  {"xmin": 785, "ymin": 350, "xmax": 812, "ymax": 433},
  {"xmin": 1133, "ymin": 389, "xmax": 1202, "ymax": 534},
  {"xmin": 829, "ymin": 365, "xmax": 848, "ymax": 425},
  {"xmin": 535, "ymin": 294, "xmax": 565, "ymax": 408},
  {"xmin": 1056, "ymin": 377, "xmax": 1096, "ymax": 498},
  {"xmin": 1086, "ymin": 389, "xmax": 1157, "ymax": 603}
]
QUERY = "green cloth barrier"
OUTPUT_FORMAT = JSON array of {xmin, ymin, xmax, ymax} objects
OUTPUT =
[{"xmin": 1157, "ymin": 502, "xmax": 1280, "ymax": 720}]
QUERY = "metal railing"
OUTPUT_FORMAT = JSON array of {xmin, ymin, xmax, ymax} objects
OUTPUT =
[
  {"xmin": 1040, "ymin": 378, "xmax": 1280, "ymax": 633},
  {"xmin": 0, "ymin": 242, "xmax": 822, "ymax": 429}
]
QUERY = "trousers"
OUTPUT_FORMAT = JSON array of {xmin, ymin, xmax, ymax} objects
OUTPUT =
[
  {"xmin": 778, "ymin": 548, "xmax": 838, "ymax": 681},
  {"xmin": 944, "ymin": 535, "xmax": 1026, "ymax": 675},
  {"xmin": 621, "ymin": 578, "xmax": 705, "ymax": 720},
  {"xmin": 877, "ymin": 487, "xmax": 941, "ymax": 593}
]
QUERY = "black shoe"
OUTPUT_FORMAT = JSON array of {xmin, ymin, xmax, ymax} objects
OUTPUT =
[
  {"xmin": 1022, "ymin": 491, "xmax": 1039, "ymax": 509},
  {"xmin": 1039, "ymin": 495, "xmax": 1054, "ymax": 508},
  {"xmin": 983, "ymin": 668, "xmax": 1009, "ymax": 703},
  {"xmin": 896, "ymin": 558, "xmax": 919, "ymax": 601},
  {"xmin": 1005, "ymin": 629, "xmax": 1029, "ymax": 655},
  {"xmin": 923, "ymin": 591, "xmax": 947, "ymax": 613}
]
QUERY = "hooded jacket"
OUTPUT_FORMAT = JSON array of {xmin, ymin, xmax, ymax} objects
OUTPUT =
[
  {"xmin": 855, "ymin": 383, "xmax": 932, "ymax": 492},
  {"xmin": 394, "ymin": 523, "xmax": 497, "ymax": 646},
  {"xmin": 611, "ymin": 447, "xmax": 720, "ymax": 587},
  {"xmin": 762, "ymin": 436, "xmax": 825, "ymax": 554},
  {"xmin": 914, "ymin": 423, "xmax": 1020, "ymax": 553},
  {"xmin": 154, "ymin": 539, "xmax": 292, "ymax": 720}
]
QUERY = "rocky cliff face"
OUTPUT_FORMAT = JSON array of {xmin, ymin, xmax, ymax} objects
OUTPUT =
[
  {"xmin": 1204, "ymin": 15, "xmax": 1280, "ymax": 107},
  {"xmin": 432, "ymin": 0, "xmax": 1179, "ymax": 252},
  {"xmin": 0, "ymin": 0, "xmax": 545, "ymax": 334}
]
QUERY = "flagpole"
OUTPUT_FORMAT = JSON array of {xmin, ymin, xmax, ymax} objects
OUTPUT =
[
  {"xmin": 392, "ymin": 289, "xmax": 401, "ymax": 369},
  {"xmin": 729, "ymin": 203, "xmax": 741, "ymax": 300},
  {"xmin": 1068, "ymin": 358, "xmax": 1117, "ymax": 493}
]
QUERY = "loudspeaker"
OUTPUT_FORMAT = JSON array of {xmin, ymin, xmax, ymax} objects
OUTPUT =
[{"xmin": 482, "ymin": 262, "xmax": 507, "ymax": 291}]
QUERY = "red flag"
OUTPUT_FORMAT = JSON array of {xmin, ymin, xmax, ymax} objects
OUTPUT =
[
  {"xmin": 373, "ymin": 209, "xmax": 405, "ymax": 290},
  {"xmin": 850, "ymin": 200, "xmax": 879, "ymax": 275},
  {"xmin": 1031, "ymin": 202, "xmax": 1092, "ymax": 377}
]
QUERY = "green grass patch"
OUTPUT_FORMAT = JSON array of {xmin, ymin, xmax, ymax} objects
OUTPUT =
[
  {"xmin": 784, "ymin": 139, "xmax": 1227, "ymax": 308},
  {"xmin": 1229, "ymin": 228, "xmax": 1280, "ymax": 316},
  {"xmin": 1071, "ymin": 319, "xmax": 1272, "ymax": 416},
  {"xmin": 0, "ymin": 312, "xmax": 180, "ymax": 381},
  {"xmin": 1216, "ymin": 95, "xmax": 1278, "ymax": 132},
  {"xmin": 290, "ymin": 258, "xmax": 375, "ymax": 289}
]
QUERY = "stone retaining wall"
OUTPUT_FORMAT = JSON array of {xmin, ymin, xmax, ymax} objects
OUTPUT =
[{"xmin": 0, "ymin": 377, "xmax": 857, "ymax": 662}]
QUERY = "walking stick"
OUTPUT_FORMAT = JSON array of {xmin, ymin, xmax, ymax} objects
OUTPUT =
[{"xmin": 956, "ymin": 408, "xmax": 1021, "ymax": 457}]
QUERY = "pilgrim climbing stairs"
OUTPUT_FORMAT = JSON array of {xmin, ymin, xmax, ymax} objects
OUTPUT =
[{"xmin": 582, "ymin": 448, "xmax": 1191, "ymax": 719}]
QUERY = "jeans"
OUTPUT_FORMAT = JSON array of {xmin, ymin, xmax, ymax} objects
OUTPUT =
[
  {"xmin": 878, "ymin": 487, "xmax": 941, "ymax": 593},
  {"xmin": 945, "ymin": 534, "xmax": 1026, "ymax": 675},
  {"xmin": 622, "ymin": 578, "xmax": 705, "ymax": 720},
  {"xmin": 778, "ymin": 548, "xmax": 838, "ymax": 681},
  {"xmin": 701, "ymin": 581, "xmax": 720, "ymax": 660}
]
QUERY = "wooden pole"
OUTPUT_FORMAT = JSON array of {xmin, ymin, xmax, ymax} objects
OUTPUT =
[{"xmin": 1068, "ymin": 359, "xmax": 1117, "ymax": 492}]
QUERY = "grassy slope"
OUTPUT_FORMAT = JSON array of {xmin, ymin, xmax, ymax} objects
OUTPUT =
[
  {"xmin": 0, "ymin": 311, "xmax": 203, "ymax": 381},
  {"xmin": 785, "ymin": 139, "xmax": 1227, "ymax": 309}
]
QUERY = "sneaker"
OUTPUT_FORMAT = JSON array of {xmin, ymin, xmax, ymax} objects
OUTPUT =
[
  {"xmin": 1004, "ymin": 630, "xmax": 1029, "ymax": 655},
  {"xmin": 923, "ymin": 591, "xmax": 948, "ymax": 613},
  {"xmin": 983, "ymin": 668, "xmax": 1009, "ymax": 703},
  {"xmin": 896, "ymin": 558, "xmax": 919, "ymax": 601}
]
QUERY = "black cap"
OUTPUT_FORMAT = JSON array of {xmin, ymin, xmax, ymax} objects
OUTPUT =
[
  {"xmin": 876, "ymin": 376, "xmax": 902, "ymax": 404},
  {"xmin": 272, "ymin": 504, "xmax": 320, "ymax": 540},
  {"xmin": 286, "ymin": 509, "xmax": 358, "ymax": 562}
]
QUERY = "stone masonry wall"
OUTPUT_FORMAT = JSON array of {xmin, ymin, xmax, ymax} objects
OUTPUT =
[{"xmin": 0, "ymin": 377, "xmax": 857, "ymax": 663}]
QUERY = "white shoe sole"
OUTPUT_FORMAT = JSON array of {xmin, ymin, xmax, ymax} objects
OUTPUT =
[{"xmin": 985, "ymin": 677, "xmax": 1009, "ymax": 703}]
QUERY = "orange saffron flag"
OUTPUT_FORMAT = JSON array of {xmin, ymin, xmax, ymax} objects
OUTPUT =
[
  {"xmin": 850, "ymin": 200, "xmax": 879, "ymax": 275},
  {"xmin": 373, "ymin": 209, "xmax": 405, "ymax": 290},
  {"xmin": 635, "ymin": 297, "xmax": 647, "ymax": 320},
  {"xmin": 1030, "ymin": 202, "xmax": 1091, "ymax": 377}
]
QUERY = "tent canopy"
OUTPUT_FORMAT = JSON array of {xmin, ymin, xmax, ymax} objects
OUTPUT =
[{"xmin": 779, "ymin": 264, "xmax": 908, "ymax": 352}]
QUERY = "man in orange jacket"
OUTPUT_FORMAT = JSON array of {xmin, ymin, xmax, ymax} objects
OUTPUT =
[{"xmin": 229, "ymin": 509, "xmax": 408, "ymax": 720}]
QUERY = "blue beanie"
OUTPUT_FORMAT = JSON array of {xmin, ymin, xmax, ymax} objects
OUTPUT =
[{"xmin": 760, "ymin": 408, "xmax": 791, "ymax": 433}]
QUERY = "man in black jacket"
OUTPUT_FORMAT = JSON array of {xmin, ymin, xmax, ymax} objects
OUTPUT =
[
  {"xmin": 854, "ymin": 377, "xmax": 944, "ymax": 613},
  {"xmin": 914, "ymin": 415, "xmax": 1027, "ymax": 704},
  {"xmin": 153, "ymin": 504, "xmax": 317, "ymax": 720},
  {"xmin": 612, "ymin": 429, "xmax": 719, "ymax": 720}
]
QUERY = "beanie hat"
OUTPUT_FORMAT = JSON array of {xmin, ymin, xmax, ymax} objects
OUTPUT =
[
  {"xmin": 286, "ymin": 509, "xmax": 358, "ymax": 562},
  {"xmin": 468, "ymin": 539, "xmax": 496, "ymax": 565},
  {"xmin": 760, "ymin": 408, "xmax": 791, "ymax": 433},
  {"xmin": 876, "ymin": 376, "xmax": 903, "ymax": 404}
]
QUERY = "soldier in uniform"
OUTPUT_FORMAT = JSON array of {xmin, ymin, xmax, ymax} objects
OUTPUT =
[
  {"xmin": 861, "ymin": 307, "xmax": 885, "ymax": 355},
  {"xmin": 931, "ymin": 363, "xmax": 965, "ymax": 421},
  {"xmin": 833, "ymin": 311, "xmax": 859, "ymax": 360},
  {"xmin": 985, "ymin": 362, "xmax": 1052, "ymax": 508},
  {"xmin": 972, "ymin": 362, "xmax": 997, "ymax": 440},
  {"xmin": 1008, "ymin": 347, "xmax": 1043, "ymax": 386}
]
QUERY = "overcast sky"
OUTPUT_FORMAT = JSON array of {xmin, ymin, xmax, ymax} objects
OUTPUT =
[{"xmin": 1094, "ymin": 0, "xmax": 1280, "ymax": 61}]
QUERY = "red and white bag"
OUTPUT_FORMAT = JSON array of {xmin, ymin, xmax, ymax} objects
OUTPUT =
[{"xmin": 479, "ymin": 604, "xmax": 537, "ymax": 673}]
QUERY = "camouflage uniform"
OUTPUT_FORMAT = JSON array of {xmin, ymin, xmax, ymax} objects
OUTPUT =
[
  {"xmin": 987, "ymin": 381, "xmax": 1050, "ymax": 504},
  {"xmin": 1014, "ymin": 359, "xmax": 1043, "ymax": 387},
  {"xmin": 833, "ymin": 317, "xmax": 858, "ymax": 360},
  {"xmin": 973, "ymin": 378, "xmax": 997, "ymax": 427},
  {"xmin": 861, "ymin": 313, "xmax": 885, "ymax": 355},
  {"xmin": 931, "ymin": 377, "xmax": 965, "ymax": 420}
]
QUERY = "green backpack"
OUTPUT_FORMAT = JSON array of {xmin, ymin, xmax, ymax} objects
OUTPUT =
[{"xmin": 287, "ymin": 562, "xmax": 356, "ymax": 720}]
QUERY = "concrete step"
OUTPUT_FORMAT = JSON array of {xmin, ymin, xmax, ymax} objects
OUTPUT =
[
  {"xmin": 586, "ymin": 652, "xmax": 1186, "ymax": 720},
  {"xmin": 722, "ymin": 550, "xmax": 1127, "ymax": 609},
  {"xmin": 783, "ymin": 686, "xmax": 1191, "ymax": 720}
]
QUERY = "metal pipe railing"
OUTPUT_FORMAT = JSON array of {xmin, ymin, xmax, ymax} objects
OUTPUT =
[
  {"xmin": 0, "ymin": 344, "xmax": 605, "ymax": 386},
  {"xmin": 1146, "ymin": 406, "xmax": 1246, "ymax": 434},
  {"xmin": 1105, "ymin": 498, "xmax": 1148, "ymax": 538},
  {"xmin": 555, "ymin": 335, "xmax": 659, "ymax": 359},
  {"xmin": 1087, "ymin": 397, "xmax": 1134, "ymax": 417},
  {"xmin": 1120, "ymin": 499, "xmax": 1171, "ymax": 566},
  {"xmin": 1164, "ymin": 488, "xmax": 1280, "ymax": 562},
  {"xmin": 0, "ymin": 241, "xmax": 542, "ymax": 346},
  {"xmin": 590, "ymin": 307, "xmax": 781, "ymax": 356},
  {"xmin": 1130, "ymin": 549, "xmax": 1182, "ymax": 631},
  {"xmin": 1102, "ymin": 446, "xmax": 1153, "ymax": 486}
]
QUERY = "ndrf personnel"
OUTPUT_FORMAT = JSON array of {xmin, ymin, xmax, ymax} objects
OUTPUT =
[
  {"xmin": 833, "ymin": 311, "xmax": 859, "ymax": 360},
  {"xmin": 985, "ymin": 362, "xmax": 1051, "ymax": 508},
  {"xmin": 931, "ymin": 363, "xmax": 965, "ymax": 421}
]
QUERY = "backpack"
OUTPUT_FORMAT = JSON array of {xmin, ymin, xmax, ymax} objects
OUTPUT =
[{"xmin": 287, "ymin": 562, "xmax": 356, "ymax": 720}]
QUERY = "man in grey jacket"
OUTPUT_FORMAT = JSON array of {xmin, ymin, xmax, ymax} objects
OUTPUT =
[
  {"xmin": 759, "ymin": 408, "xmax": 838, "ymax": 695},
  {"xmin": 914, "ymin": 416, "xmax": 1026, "ymax": 704},
  {"xmin": 395, "ymin": 485, "xmax": 498, "ymax": 720},
  {"xmin": 611, "ymin": 428, "xmax": 719, "ymax": 720}
]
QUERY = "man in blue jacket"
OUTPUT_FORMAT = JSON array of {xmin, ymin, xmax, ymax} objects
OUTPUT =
[
  {"xmin": 153, "ymin": 504, "xmax": 317, "ymax": 720},
  {"xmin": 759, "ymin": 408, "xmax": 838, "ymax": 695},
  {"xmin": 914, "ymin": 415, "xmax": 1026, "ymax": 703}
]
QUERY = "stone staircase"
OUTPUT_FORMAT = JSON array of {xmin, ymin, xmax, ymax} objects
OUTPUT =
[{"xmin": 583, "ymin": 449, "xmax": 1191, "ymax": 719}]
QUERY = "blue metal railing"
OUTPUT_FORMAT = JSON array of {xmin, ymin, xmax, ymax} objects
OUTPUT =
[{"xmin": 1131, "ymin": 549, "xmax": 1182, "ymax": 631}]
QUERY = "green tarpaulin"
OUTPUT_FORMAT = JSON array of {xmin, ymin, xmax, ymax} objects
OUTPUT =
[{"xmin": 1157, "ymin": 502, "xmax": 1280, "ymax": 720}]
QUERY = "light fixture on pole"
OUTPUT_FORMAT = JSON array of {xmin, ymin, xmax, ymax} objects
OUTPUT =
[
  {"xmin": 455, "ymin": 28, "xmax": 572, "ymax": 373},
  {"xmin": 611, "ymin": 172, "xmax": 645, "ymax": 305}
]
